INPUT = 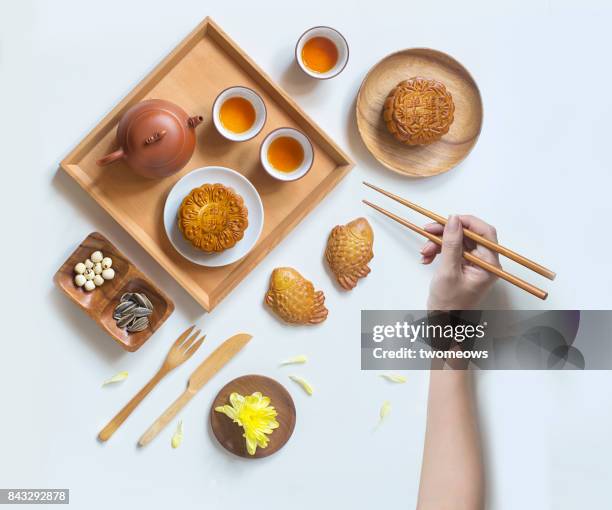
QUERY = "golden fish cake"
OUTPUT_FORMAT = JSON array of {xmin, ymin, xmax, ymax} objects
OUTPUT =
[
  {"xmin": 325, "ymin": 217, "xmax": 374, "ymax": 290},
  {"xmin": 264, "ymin": 267, "xmax": 328, "ymax": 325}
]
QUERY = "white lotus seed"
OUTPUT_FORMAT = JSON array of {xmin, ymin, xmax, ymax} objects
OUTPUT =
[
  {"xmin": 93, "ymin": 274, "xmax": 104, "ymax": 286},
  {"xmin": 74, "ymin": 262, "xmax": 86, "ymax": 274},
  {"xmin": 91, "ymin": 251, "xmax": 103, "ymax": 263},
  {"xmin": 84, "ymin": 269, "xmax": 95, "ymax": 281},
  {"xmin": 84, "ymin": 280, "xmax": 96, "ymax": 292},
  {"xmin": 84, "ymin": 258, "xmax": 94, "ymax": 269},
  {"xmin": 101, "ymin": 257, "xmax": 113, "ymax": 269},
  {"xmin": 93, "ymin": 262, "xmax": 103, "ymax": 275},
  {"xmin": 74, "ymin": 274, "xmax": 86, "ymax": 287},
  {"xmin": 101, "ymin": 268, "xmax": 115, "ymax": 280}
]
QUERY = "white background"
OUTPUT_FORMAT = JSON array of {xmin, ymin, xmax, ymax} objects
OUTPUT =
[{"xmin": 1, "ymin": 0, "xmax": 611, "ymax": 508}]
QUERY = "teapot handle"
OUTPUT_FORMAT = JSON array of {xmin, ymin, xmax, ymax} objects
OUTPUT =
[{"xmin": 96, "ymin": 149, "xmax": 125, "ymax": 167}]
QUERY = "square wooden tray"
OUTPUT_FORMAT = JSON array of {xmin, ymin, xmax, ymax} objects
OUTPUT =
[
  {"xmin": 61, "ymin": 17, "xmax": 354, "ymax": 311},
  {"xmin": 54, "ymin": 232, "xmax": 175, "ymax": 352}
]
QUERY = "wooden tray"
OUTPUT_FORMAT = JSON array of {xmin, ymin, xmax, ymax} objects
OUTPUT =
[
  {"xmin": 210, "ymin": 375, "xmax": 296, "ymax": 458},
  {"xmin": 356, "ymin": 48, "xmax": 483, "ymax": 177},
  {"xmin": 61, "ymin": 17, "xmax": 354, "ymax": 311},
  {"xmin": 54, "ymin": 232, "xmax": 175, "ymax": 352}
]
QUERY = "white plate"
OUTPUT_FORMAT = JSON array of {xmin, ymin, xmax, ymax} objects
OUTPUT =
[{"xmin": 164, "ymin": 166, "xmax": 264, "ymax": 267}]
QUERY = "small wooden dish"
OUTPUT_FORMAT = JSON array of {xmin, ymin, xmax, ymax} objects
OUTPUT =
[
  {"xmin": 356, "ymin": 48, "xmax": 483, "ymax": 177},
  {"xmin": 53, "ymin": 232, "xmax": 174, "ymax": 352},
  {"xmin": 210, "ymin": 374, "xmax": 296, "ymax": 459}
]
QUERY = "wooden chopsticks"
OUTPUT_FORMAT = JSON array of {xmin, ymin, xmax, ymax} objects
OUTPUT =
[
  {"xmin": 364, "ymin": 181, "xmax": 555, "ymax": 280},
  {"xmin": 362, "ymin": 182, "xmax": 552, "ymax": 300}
]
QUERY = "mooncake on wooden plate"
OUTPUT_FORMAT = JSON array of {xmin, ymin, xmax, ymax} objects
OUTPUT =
[{"xmin": 383, "ymin": 77, "xmax": 455, "ymax": 146}]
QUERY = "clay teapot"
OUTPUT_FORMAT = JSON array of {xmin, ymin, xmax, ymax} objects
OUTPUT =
[{"xmin": 96, "ymin": 99, "xmax": 203, "ymax": 178}]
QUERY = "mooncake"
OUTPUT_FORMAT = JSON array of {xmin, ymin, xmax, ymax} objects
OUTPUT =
[
  {"xmin": 383, "ymin": 77, "xmax": 454, "ymax": 145},
  {"xmin": 325, "ymin": 217, "xmax": 374, "ymax": 290},
  {"xmin": 264, "ymin": 267, "xmax": 328, "ymax": 325},
  {"xmin": 178, "ymin": 183, "xmax": 248, "ymax": 253}
]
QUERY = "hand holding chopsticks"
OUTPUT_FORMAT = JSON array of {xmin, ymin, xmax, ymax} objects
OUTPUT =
[{"xmin": 363, "ymin": 182, "xmax": 553, "ymax": 300}]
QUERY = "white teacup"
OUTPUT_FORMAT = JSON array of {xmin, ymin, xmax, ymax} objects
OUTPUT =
[
  {"xmin": 212, "ymin": 86, "xmax": 266, "ymax": 141},
  {"xmin": 260, "ymin": 128, "xmax": 314, "ymax": 182},
  {"xmin": 295, "ymin": 26, "xmax": 349, "ymax": 79}
]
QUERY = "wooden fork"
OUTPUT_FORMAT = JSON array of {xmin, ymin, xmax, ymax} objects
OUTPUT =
[{"xmin": 98, "ymin": 325, "xmax": 205, "ymax": 442}]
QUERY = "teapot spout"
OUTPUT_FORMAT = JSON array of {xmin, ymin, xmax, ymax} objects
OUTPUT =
[{"xmin": 188, "ymin": 115, "xmax": 203, "ymax": 128}]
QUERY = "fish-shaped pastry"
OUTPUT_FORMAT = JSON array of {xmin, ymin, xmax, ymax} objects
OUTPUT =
[
  {"xmin": 325, "ymin": 217, "xmax": 374, "ymax": 290},
  {"xmin": 265, "ymin": 267, "xmax": 328, "ymax": 325}
]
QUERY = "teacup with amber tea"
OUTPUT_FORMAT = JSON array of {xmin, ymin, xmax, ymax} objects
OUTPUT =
[
  {"xmin": 260, "ymin": 128, "xmax": 314, "ymax": 182},
  {"xmin": 213, "ymin": 86, "xmax": 267, "ymax": 141},
  {"xmin": 295, "ymin": 26, "xmax": 349, "ymax": 79}
]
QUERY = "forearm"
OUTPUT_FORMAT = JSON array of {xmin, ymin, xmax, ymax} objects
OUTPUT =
[{"xmin": 416, "ymin": 370, "xmax": 484, "ymax": 510}]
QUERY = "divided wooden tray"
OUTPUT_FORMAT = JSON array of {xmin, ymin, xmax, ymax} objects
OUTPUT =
[
  {"xmin": 54, "ymin": 232, "xmax": 174, "ymax": 352},
  {"xmin": 61, "ymin": 17, "xmax": 354, "ymax": 311}
]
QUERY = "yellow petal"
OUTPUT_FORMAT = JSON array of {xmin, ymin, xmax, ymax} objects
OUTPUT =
[
  {"xmin": 171, "ymin": 420, "xmax": 183, "ymax": 449},
  {"xmin": 289, "ymin": 375, "xmax": 313, "ymax": 395},
  {"xmin": 245, "ymin": 435, "xmax": 257, "ymax": 455},
  {"xmin": 379, "ymin": 401, "xmax": 391, "ymax": 423},
  {"xmin": 215, "ymin": 404, "xmax": 238, "ymax": 421},
  {"xmin": 280, "ymin": 355, "xmax": 308, "ymax": 366},
  {"xmin": 380, "ymin": 373, "xmax": 407, "ymax": 383},
  {"xmin": 102, "ymin": 371, "xmax": 128, "ymax": 386},
  {"xmin": 229, "ymin": 392, "xmax": 244, "ymax": 408}
]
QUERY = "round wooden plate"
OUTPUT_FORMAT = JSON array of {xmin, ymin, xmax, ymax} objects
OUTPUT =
[
  {"xmin": 210, "ymin": 375, "xmax": 296, "ymax": 459},
  {"xmin": 356, "ymin": 48, "xmax": 483, "ymax": 177}
]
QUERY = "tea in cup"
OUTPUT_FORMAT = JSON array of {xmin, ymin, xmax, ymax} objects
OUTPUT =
[
  {"xmin": 213, "ymin": 86, "xmax": 266, "ymax": 141},
  {"xmin": 260, "ymin": 128, "xmax": 314, "ymax": 181},
  {"xmin": 296, "ymin": 27, "xmax": 349, "ymax": 79}
]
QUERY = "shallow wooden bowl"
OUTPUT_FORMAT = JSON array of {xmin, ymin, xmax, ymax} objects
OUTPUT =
[
  {"xmin": 356, "ymin": 48, "xmax": 483, "ymax": 177},
  {"xmin": 210, "ymin": 374, "xmax": 296, "ymax": 459},
  {"xmin": 53, "ymin": 232, "xmax": 174, "ymax": 352}
]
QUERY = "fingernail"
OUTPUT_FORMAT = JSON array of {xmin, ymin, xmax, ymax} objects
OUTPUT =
[{"xmin": 447, "ymin": 215, "xmax": 460, "ymax": 232}]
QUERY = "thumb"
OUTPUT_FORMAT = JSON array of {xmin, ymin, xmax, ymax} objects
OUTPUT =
[{"xmin": 440, "ymin": 215, "xmax": 464, "ymax": 273}]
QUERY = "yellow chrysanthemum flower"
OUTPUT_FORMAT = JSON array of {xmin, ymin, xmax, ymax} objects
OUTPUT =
[{"xmin": 215, "ymin": 392, "xmax": 279, "ymax": 455}]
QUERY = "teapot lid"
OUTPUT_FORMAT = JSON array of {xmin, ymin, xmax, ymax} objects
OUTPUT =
[{"xmin": 124, "ymin": 105, "xmax": 188, "ymax": 169}]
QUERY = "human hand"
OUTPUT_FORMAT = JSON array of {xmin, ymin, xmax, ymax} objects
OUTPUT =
[{"xmin": 421, "ymin": 215, "xmax": 501, "ymax": 310}]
